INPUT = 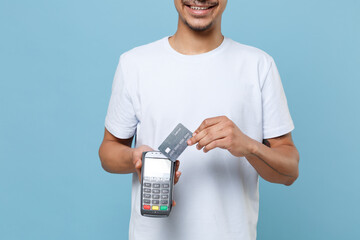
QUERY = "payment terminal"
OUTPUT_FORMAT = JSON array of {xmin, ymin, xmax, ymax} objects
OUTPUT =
[{"xmin": 140, "ymin": 151, "xmax": 175, "ymax": 217}]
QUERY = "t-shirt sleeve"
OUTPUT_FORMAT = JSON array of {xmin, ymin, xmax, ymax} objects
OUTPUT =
[
  {"xmin": 261, "ymin": 58, "xmax": 294, "ymax": 139},
  {"xmin": 105, "ymin": 55, "xmax": 138, "ymax": 139}
]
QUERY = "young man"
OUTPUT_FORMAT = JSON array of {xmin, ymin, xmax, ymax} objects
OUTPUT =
[{"xmin": 99, "ymin": 0, "xmax": 299, "ymax": 239}]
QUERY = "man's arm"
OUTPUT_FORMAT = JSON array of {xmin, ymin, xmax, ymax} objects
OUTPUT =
[
  {"xmin": 187, "ymin": 116, "xmax": 299, "ymax": 186},
  {"xmin": 99, "ymin": 128, "xmax": 142, "ymax": 174},
  {"xmin": 245, "ymin": 133, "xmax": 299, "ymax": 186}
]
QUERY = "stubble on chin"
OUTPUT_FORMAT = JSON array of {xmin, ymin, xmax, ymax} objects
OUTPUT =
[{"xmin": 183, "ymin": 19, "xmax": 213, "ymax": 32}]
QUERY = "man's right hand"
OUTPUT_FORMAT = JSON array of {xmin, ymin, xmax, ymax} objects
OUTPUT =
[{"xmin": 131, "ymin": 145, "xmax": 154, "ymax": 182}]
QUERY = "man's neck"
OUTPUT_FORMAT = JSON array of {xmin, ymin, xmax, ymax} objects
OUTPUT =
[{"xmin": 168, "ymin": 20, "xmax": 224, "ymax": 55}]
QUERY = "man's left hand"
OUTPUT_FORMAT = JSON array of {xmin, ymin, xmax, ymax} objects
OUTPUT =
[{"xmin": 187, "ymin": 116, "xmax": 255, "ymax": 157}]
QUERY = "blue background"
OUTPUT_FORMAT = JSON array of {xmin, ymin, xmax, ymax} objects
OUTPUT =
[{"xmin": 1, "ymin": 0, "xmax": 359, "ymax": 239}]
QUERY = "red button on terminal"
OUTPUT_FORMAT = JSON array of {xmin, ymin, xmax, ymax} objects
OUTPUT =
[{"xmin": 143, "ymin": 205, "xmax": 151, "ymax": 210}]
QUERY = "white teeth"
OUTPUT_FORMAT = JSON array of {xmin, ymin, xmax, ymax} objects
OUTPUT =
[{"xmin": 190, "ymin": 6, "xmax": 210, "ymax": 10}]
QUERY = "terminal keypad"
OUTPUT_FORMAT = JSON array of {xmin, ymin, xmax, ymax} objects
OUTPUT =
[{"xmin": 143, "ymin": 177, "xmax": 170, "ymax": 211}]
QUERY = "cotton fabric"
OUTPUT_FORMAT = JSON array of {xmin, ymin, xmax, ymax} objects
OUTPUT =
[{"xmin": 105, "ymin": 36, "xmax": 294, "ymax": 240}]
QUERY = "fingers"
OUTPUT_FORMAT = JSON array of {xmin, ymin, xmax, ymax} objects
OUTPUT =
[
  {"xmin": 141, "ymin": 145, "xmax": 154, "ymax": 152},
  {"xmin": 174, "ymin": 160, "xmax": 181, "ymax": 185},
  {"xmin": 191, "ymin": 125, "xmax": 228, "ymax": 150},
  {"xmin": 173, "ymin": 161, "xmax": 181, "ymax": 206},
  {"xmin": 197, "ymin": 129, "xmax": 229, "ymax": 151},
  {"xmin": 187, "ymin": 116, "xmax": 235, "ymax": 153},
  {"xmin": 203, "ymin": 138, "xmax": 227, "ymax": 153},
  {"xmin": 174, "ymin": 171, "xmax": 181, "ymax": 184},
  {"xmin": 175, "ymin": 160, "xmax": 180, "ymax": 172},
  {"xmin": 134, "ymin": 145, "xmax": 153, "ymax": 160},
  {"xmin": 194, "ymin": 116, "xmax": 224, "ymax": 135},
  {"xmin": 188, "ymin": 123, "xmax": 221, "ymax": 146},
  {"xmin": 188, "ymin": 116, "xmax": 229, "ymax": 146}
]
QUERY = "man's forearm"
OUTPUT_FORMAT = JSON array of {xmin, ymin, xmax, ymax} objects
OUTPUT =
[
  {"xmin": 99, "ymin": 140, "xmax": 135, "ymax": 174},
  {"xmin": 245, "ymin": 140, "xmax": 299, "ymax": 185},
  {"xmin": 187, "ymin": 116, "xmax": 299, "ymax": 186}
]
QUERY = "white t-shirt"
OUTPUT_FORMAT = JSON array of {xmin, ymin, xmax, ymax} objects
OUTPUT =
[{"xmin": 105, "ymin": 36, "xmax": 294, "ymax": 240}]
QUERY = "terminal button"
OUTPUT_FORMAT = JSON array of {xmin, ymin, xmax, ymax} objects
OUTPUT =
[
  {"xmin": 152, "ymin": 206, "xmax": 159, "ymax": 210},
  {"xmin": 143, "ymin": 205, "xmax": 150, "ymax": 210}
]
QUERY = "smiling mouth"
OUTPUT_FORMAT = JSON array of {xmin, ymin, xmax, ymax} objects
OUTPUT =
[
  {"xmin": 186, "ymin": 5, "xmax": 217, "ymax": 10},
  {"xmin": 183, "ymin": 1, "xmax": 218, "ymax": 10}
]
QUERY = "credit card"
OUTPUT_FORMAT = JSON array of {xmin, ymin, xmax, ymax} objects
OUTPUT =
[{"xmin": 158, "ymin": 123, "xmax": 193, "ymax": 162}]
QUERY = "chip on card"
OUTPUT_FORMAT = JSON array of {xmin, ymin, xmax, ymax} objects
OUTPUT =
[{"xmin": 158, "ymin": 123, "xmax": 193, "ymax": 162}]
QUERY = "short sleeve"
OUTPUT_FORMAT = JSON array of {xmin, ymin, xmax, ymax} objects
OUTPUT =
[
  {"xmin": 105, "ymin": 55, "xmax": 138, "ymax": 139},
  {"xmin": 261, "ymin": 58, "xmax": 294, "ymax": 139}
]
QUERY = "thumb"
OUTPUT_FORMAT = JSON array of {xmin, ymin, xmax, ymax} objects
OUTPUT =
[
  {"xmin": 135, "ymin": 159, "xmax": 142, "ymax": 169},
  {"xmin": 135, "ymin": 159, "xmax": 142, "ymax": 182}
]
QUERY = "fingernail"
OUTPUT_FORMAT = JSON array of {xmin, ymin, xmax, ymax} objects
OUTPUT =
[
  {"xmin": 187, "ymin": 140, "xmax": 191, "ymax": 145},
  {"xmin": 193, "ymin": 132, "xmax": 197, "ymax": 136}
]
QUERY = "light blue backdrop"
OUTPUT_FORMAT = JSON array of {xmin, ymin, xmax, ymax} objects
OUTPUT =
[{"xmin": 1, "ymin": 0, "xmax": 359, "ymax": 239}]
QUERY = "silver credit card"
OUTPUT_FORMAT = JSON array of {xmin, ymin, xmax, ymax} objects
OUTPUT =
[{"xmin": 158, "ymin": 123, "xmax": 192, "ymax": 162}]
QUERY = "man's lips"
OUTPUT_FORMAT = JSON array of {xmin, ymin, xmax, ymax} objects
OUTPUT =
[
  {"xmin": 184, "ymin": 2, "xmax": 218, "ymax": 8},
  {"xmin": 183, "ymin": 0, "xmax": 218, "ymax": 6},
  {"xmin": 184, "ymin": 3, "xmax": 218, "ymax": 16}
]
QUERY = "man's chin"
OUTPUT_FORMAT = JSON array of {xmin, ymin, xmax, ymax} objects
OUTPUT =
[{"xmin": 184, "ymin": 21, "xmax": 214, "ymax": 32}]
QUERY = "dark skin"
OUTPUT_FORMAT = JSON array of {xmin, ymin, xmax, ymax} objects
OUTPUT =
[
  {"xmin": 99, "ymin": 0, "xmax": 299, "ymax": 212},
  {"xmin": 170, "ymin": 0, "xmax": 299, "ymax": 185},
  {"xmin": 99, "ymin": 118, "xmax": 299, "ymax": 188},
  {"xmin": 187, "ymin": 116, "xmax": 299, "ymax": 185}
]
